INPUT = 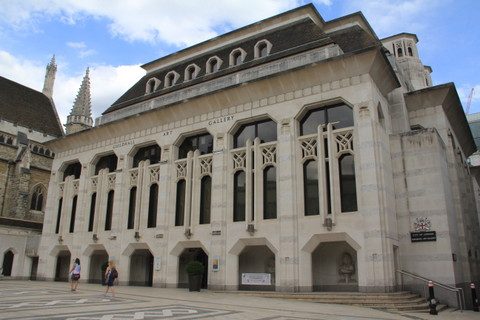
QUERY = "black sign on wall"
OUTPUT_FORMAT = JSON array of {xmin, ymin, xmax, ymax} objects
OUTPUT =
[{"xmin": 411, "ymin": 231, "xmax": 437, "ymax": 242}]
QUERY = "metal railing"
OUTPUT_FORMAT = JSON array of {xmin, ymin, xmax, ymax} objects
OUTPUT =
[{"xmin": 396, "ymin": 269, "xmax": 465, "ymax": 311}]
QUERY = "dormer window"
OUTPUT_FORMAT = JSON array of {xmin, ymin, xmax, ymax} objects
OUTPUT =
[
  {"xmin": 164, "ymin": 71, "xmax": 179, "ymax": 88},
  {"xmin": 145, "ymin": 78, "xmax": 160, "ymax": 94},
  {"xmin": 206, "ymin": 56, "xmax": 222, "ymax": 74},
  {"xmin": 254, "ymin": 39, "xmax": 272, "ymax": 59},
  {"xmin": 229, "ymin": 48, "xmax": 246, "ymax": 67},
  {"xmin": 184, "ymin": 64, "xmax": 200, "ymax": 82}
]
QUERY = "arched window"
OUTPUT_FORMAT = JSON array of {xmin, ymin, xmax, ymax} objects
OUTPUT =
[
  {"xmin": 95, "ymin": 154, "xmax": 117, "ymax": 175},
  {"xmin": 254, "ymin": 39, "xmax": 272, "ymax": 58},
  {"xmin": 175, "ymin": 180, "xmax": 186, "ymax": 226},
  {"xmin": 407, "ymin": 46, "xmax": 413, "ymax": 56},
  {"xmin": 397, "ymin": 47, "xmax": 403, "ymax": 57},
  {"xmin": 185, "ymin": 65, "xmax": 198, "ymax": 81},
  {"xmin": 303, "ymin": 160, "xmax": 319, "ymax": 216},
  {"xmin": 229, "ymin": 48, "xmax": 245, "ymax": 67},
  {"xmin": 300, "ymin": 104, "xmax": 354, "ymax": 135},
  {"xmin": 133, "ymin": 145, "xmax": 161, "ymax": 168},
  {"xmin": 30, "ymin": 185, "xmax": 45, "ymax": 211},
  {"xmin": 33, "ymin": 146, "xmax": 38, "ymax": 153},
  {"xmin": 69, "ymin": 196, "xmax": 77, "ymax": 233},
  {"xmin": 39, "ymin": 147, "xmax": 44, "ymax": 154},
  {"xmin": 88, "ymin": 193, "xmax": 96, "ymax": 232},
  {"xmin": 146, "ymin": 78, "xmax": 159, "ymax": 94},
  {"xmin": 339, "ymin": 154, "xmax": 357, "ymax": 212},
  {"xmin": 63, "ymin": 162, "xmax": 81, "ymax": 181},
  {"xmin": 6, "ymin": 137, "xmax": 13, "ymax": 145},
  {"xmin": 55, "ymin": 198, "xmax": 63, "ymax": 234},
  {"xmin": 233, "ymin": 51, "xmax": 242, "ymax": 65},
  {"xmin": 105, "ymin": 190, "xmax": 114, "ymax": 231},
  {"xmin": 178, "ymin": 133, "xmax": 213, "ymax": 159},
  {"xmin": 199, "ymin": 176, "xmax": 211, "ymax": 224},
  {"xmin": 165, "ymin": 72, "xmax": 176, "ymax": 88},
  {"xmin": 263, "ymin": 166, "xmax": 276, "ymax": 219},
  {"xmin": 147, "ymin": 184, "xmax": 158, "ymax": 228},
  {"xmin": 206, "ymin": 57, "xmax": 222, "ymax": 74},
  {"xmin": 127, "ymin": 187, "xmax": 136, "ymax": 230},
  {"xmin": 233, "ymin": 171, "xmax": 246, "ymax": 222},
  {"xmin": 234, "ymin": 119, "xmax": 277, "ymax": 148},
  {"xmin": 0, "ymin": 135, "xmax": 4, "ymax": 144}
]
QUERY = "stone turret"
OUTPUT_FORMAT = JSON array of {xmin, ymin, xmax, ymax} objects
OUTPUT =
[
  {"xmin": 42, "ymin": 55, "xmax": 57, "ymax": 99},
  {"xmin": 65, "ymin": 68, "xmax": 93, "ymax": 135}
]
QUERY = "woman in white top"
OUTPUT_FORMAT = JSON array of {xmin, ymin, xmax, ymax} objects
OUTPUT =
[{"xmin": 69, "ymin": 258, "xmax": 81, "ymax": 292}]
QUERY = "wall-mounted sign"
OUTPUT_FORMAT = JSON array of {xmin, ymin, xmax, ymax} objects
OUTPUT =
[
  {"xmin": 154, "ymin": 257, "xmax": 161, "ymax": 271},
  {"xmin": 212, "ymin": 256, "xmax": 220, "ymax": 272},
  {"xmin": 411, "ymin": 231, "xmax": 437, "ymax": 242},
  {"xmin": 211, "ymin": 230, "xmax": 221, "ymax": 236},
  {"xmin": 241, "ymin": 273, "xmax": 271, "ymax": 285}
]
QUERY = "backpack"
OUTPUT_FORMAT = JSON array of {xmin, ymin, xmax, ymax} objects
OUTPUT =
[{"xmin": 111, "ymin": 268, "xmax": 118, "ymax": 279}]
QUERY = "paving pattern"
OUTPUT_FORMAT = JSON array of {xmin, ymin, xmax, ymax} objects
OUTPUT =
[{"xmin": 0, "ymin": 280, "xmax": 476, "ymax": 320}]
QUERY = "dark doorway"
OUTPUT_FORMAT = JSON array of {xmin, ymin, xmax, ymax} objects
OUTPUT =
[
  {"xmin": 129, "ymin": 249, "xmax": 153, "ymax": 286},
  {"xmin": 30, "ymin": 257, "xmax": 39, "ymax": 280},
  {"xmin": 178, "ymin": 248, "xmax": 208, "ymax": 289},
  {"xmin": 55, "ymin": 251, "xmax": 71, "ymax": 282},
  {"xmin": 1, "ymin": 250, "xmax": 14, "ymax": 276},
  {"xmin": 89, "ymin": 250, "xmax": 108, "ymax": 284}
]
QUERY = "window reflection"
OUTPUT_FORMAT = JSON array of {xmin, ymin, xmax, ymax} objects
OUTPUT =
[
  {"xmin": 179, "ymin": 133, "xmax": 213, "ymax": 159},
  {"xmin": 234, "ymin": 119, "xmax": 277, "ymax": 148},
  {"xmin": 300, "ymin": 104, "xmax": 353, "ymax": 135}
]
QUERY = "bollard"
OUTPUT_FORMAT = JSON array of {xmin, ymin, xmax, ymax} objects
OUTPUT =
[
  {"xmin": 472, "ymin": 283, "xmax": 479, "ymax": 312},
  {"xmin": 428, "ymin": 280, "xmax": 438, "ymax": 315}
]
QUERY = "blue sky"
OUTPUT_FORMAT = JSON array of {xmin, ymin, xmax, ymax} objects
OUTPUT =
[{"xmin": 0, "ymin": 0, "xmax": 479, "ymax": 125}]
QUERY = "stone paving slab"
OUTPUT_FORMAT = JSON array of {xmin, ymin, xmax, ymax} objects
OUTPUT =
[{"xmin": 0, "ymin": 280, "xmax": 478, "ymax": 320}]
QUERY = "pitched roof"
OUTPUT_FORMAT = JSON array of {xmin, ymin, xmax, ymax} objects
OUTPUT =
[
  {"xmin": 104, "ymin": 19, "xmax": 378, "ymax": 115},
  {"xmin": 0, "ymin": 75, "xmax": 63, "ymax": 137}
]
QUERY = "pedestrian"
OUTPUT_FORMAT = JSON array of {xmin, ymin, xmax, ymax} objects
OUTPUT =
[
  {"xmin": 104, "ymin": 260, "xmax": 118, "ymax": 298},
  {"xmin": 69, "ymin": 258, "xmax": 81, "ymax": 292}
]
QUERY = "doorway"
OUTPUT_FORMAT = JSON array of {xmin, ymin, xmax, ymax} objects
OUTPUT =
[{"xmin": 178, "ymin": 248, "xmax": 208, "ymax": 289}]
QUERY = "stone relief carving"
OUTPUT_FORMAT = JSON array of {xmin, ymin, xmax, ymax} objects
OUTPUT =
[{"xmin": 338, "ymin": 252, "xmax": 356, "ymax": 283}]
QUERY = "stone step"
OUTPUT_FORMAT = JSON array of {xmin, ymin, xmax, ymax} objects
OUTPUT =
[{"xmin": 267, "ymin": 294, "xmax": 420, "ymax": 301}]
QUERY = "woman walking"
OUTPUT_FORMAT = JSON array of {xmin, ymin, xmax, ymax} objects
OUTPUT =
[
  {"xmin": 69, "ymin": 258, "xmax": 81, "ymax": 292},
  {"xmin": 104, "ymin": 260, "xmax": 118, "ymax": 298}
]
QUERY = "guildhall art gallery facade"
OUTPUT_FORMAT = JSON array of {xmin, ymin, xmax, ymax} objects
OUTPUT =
[{"xmin": 36, "ymin": 5, "xmax": 480, "ymax": 294}]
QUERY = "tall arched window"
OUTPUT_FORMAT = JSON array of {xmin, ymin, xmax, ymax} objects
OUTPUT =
[
  {"xmin": 105, "ymin": 190, "xmax": 114, "ymax": 231},
  {"xmin": 263, "ymin": 166, "xmax": 276, "ymax": 219},
  {"xmin": 185, "ymin": 65, "xmax": 197, "ymax": 81},
  {"xmin": 206, "ymin": 57, "xmax": 222, "ymax": 74},
  {"xmin": 233, "ymin": 171, "xmax": 246, "ymax": 222},
  {"xmin": 339, "ymin": 154, "xmax": 357, "ymax": 212},
  {"xmin": 199, "ymin": 176, "xmax": 211, "ymax": 224},
  {"xmin": 234, "ymin": 119, "xmax": 277, "ymax": 148},
  {"xmin": 407, "ymin": 46, "xmax": 413, "ymax": 56},
  {"xmin": 147, "ymin": 184, "xmax": 158, "ymax": 228},
  {"xmin": 397, "ymin": 47, "xmax": 403, "ymax": 57},
  {"xmin": 178, "ymin": 133, "xmax": 213, "ymax": 159},
  {"xmin": 175, "ymin": 180, "xmax": 186, "ymax": 226},
  {"xmin": 30, "ymin": 185, "xmax": 45, "ymax": 211},
  {"xmin": 1, "ymin": 250, "xmax": 14, "ymax": 276},
  {"xmin": 69, "ymin": 196, "xmax": 77, "ymax": 233},
  {"xmin": 127, "ymin": 187, "xmax": 136, "ymax": 230},
  {"xmin": 133, "ymin": 145, "xmax": 161, "ymax": 167},
  {"xmin": 88, "ymin": 193, "xmax": 96, "ymax": 232},
  {"xmin": 303, "ymin": 160, "xmax": 319, "ymax": 216},
  {"xmin": 165, "ymin": 72, "xmax": 176, "ymax": 88},
  {"xmin": 95, "ymin": 154, "xmax": 118, "ymax": 175},
  {"xmin": 55, "ymin": 198, "xmax": 63, "ymax": 234},
  {"xmin": 63, "ymin": 162, "xmax": 81, "ymax": 181},
  {"xmin": 300, "ymin": 104, "xmax": 354, "ymax": 135}
]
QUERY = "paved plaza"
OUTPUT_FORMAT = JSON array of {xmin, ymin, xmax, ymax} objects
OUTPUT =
[{"xmin": 0, "ymin": 280, "xmax": 478, "ymax": 320}]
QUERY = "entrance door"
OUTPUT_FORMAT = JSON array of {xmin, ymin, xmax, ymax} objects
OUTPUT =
[
  {"xmin": 178, "ymin": 248, "xmax": 208, "ymax": 289},
  {"xmin": 1, "ymin": 250, "xmax": 14, "ymax": 276},
  {"xmin": 30, "ymin": 257, "xmax": 39, "ymax": 280},
  {"xmin": 129, "ymin": 249, "xmax": 153, "ymax": 286},
  {"xmin": 55, "ymin": 251, "xmax": 71, "ymax": 282}
]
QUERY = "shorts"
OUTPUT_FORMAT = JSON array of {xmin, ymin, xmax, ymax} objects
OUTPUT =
[{"xmin": 71, "ymin": 273, "xmax": 80, "ymax": 281}]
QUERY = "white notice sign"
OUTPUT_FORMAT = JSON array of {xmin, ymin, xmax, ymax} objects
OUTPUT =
[{"xmin": 241, "ymin": 273, "xmax": 271, "ymax": 285}]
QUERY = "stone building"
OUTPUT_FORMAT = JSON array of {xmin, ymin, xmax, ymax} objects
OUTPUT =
[
  {"xmin": 0, "ymin": 56, "xmax": 63, "ymax": 279},
  {"xmin": 37, "ymin": 4, "xmax": 479, "ymax": 301}
]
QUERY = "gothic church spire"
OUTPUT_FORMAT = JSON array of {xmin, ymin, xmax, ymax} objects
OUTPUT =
[
  {"xmin": 42, "ymin": 55, "xmax": 57, "ymax": 99},
  {"xmin": 65, "ymin": 68, "xmax": 93, "ymax": 135}
]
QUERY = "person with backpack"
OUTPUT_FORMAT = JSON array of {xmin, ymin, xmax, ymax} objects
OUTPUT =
[
  {"xmin": 69, "ymin": 258, "xmax": 81, "ymax": 292},
  {"xmin": 104, "ymin": 260, "xmax": 118, "ymax": 298}
]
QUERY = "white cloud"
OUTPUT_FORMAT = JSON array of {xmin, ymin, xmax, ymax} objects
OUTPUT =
[
  {"xmin": 0, "ymin": 0, "xmax": 303, "ymax": 47},
  {"xmin": 0, "ymin": 50, "xmax": 145, "ymax": 125},
  {"xmin": 66, "ymin": 41, "xmax": 96, "ymax": 58},
  {"xmin": 341, "ymin": 0, "xmax": 444, "ymax": 38}
]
